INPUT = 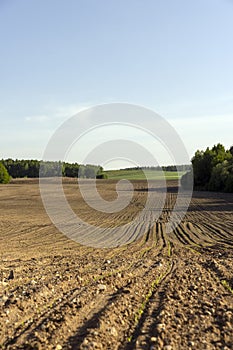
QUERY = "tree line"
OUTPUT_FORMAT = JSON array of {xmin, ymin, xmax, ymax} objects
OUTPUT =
[
  {"xmin": 2, "ymin": 145, "xmax": 233, "ymax": 192},
  {"xmin": 0, "ymin": 159, "xmax": 105, "ymax": 181},
  {"xmin": 181, "ymin": 143, "xmax": 233, "ymax": 192},
  {"xmin": 123, "ymin": 165, "xmax": 191, "ymax": 172}
]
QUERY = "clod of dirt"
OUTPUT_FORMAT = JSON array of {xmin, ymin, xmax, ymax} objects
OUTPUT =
[
  {"xmin": 157, "ymin": 323, "xmax": 166, "ymax": 332},
  {"xmin": 163, "ymin": 346, "xmax": 172, "ymax": 350},
  {"xmin": 8, "ymin": 270, "xmax": 14, "ymax": 280},
  {"xmin": 97, "ymin": 284, "xmax": 107, "ymax": 292},
  {"xmin": 150, "ymin": 337, "xmax": 157, "ymax": 342},
  {"xmin": 109, "ymin": 326, "xmax": 118, "ymax": 337}
]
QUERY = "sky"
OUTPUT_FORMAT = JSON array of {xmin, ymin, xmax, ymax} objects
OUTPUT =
[{"xmin": 0, "ymin": 0, "xmax": 233, "ymax": 168}]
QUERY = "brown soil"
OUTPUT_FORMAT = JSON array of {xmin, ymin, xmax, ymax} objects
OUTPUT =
[{"xmin": 0, "ymin": 179, "xmax": 233, "ymax": 350}]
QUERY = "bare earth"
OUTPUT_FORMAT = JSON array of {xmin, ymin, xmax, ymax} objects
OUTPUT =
[{"xmin": 0, "ymin": 179, "xmax": 233, "ymax": 350}]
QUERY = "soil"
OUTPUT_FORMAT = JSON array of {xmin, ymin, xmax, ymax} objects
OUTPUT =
[{"xmin": 0, "ymin": 179, "xmax": 233, "ymax": 350}]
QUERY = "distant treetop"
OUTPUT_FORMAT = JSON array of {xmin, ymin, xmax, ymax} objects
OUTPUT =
[{"xmin": 0, "ymin": 162, "xmax": 10, "ymax": 184}]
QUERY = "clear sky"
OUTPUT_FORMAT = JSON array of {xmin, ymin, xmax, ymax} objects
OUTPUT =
[{"xmin": 1, "ymin": 0, "xmax": 233, "ymax": 167}]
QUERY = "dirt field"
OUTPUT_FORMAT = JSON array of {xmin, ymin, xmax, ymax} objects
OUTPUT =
[{"xmin": 0, "ymin": 179, "xmax": 233, "ymax": 350}]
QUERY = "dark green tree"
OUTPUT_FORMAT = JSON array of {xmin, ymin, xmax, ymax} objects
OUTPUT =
[
  {"xmin": 208, "ymin": 161, "xmax": 229, "ymax": 191},
  {"xmin": 229, "ymin": 145, "xmax": 233, "ymax": 157}
]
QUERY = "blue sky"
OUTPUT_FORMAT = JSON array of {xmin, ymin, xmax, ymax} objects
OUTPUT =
[{"xmin": 1, "ymin": 0, "xmax": 233, "ymax": 166}]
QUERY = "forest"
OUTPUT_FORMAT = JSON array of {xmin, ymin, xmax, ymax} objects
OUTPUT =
[
  {"xmin": 0, "ymin": 159, "xmax": 104, "ymax": 181},
  {"xmin": 122, "ymin": 165, "xmax": 191, "ymax": 172},
  {"xmin": 181, "ymin": 143, "xmax": 233, "ymax": 192}
]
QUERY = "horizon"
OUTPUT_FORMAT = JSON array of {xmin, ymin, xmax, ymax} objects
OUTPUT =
[{"xmin": 1, "ymin": 157, "xmax": 191, "ymax": 171}]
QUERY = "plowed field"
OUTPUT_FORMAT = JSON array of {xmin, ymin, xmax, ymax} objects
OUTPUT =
[{"xmin": 0, "ymin": 179, "xmax": 233, "ymax": 350}]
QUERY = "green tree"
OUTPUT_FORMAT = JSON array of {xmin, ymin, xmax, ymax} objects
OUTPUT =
[
  {"xmin": 84, "ymin": 165, "xmax": 97, "ymax": 178},
  {"xmin": 208, "ymin": 162, "xmax": 229, "ymax": 191},
  {"xmin": 192, "ymin": 144, "xmax": 232, "ymax": 189},
  {"xmin": 224, "ymin": 173, "xmax": 233, "ymax": 192},
  {"xmin": 229, "ymin": 145, "xmax": 233, "ymax": 157},
  {"xmin": 191, "ymin": 149, "xmax": 214, "ymax": 188},
  {"xmin": 0, "ymin": 162, "xmax": 10, "ymax": 184},
  {"xmin": 190, "ymin": 144, "xmax": 233, "ymax": 192}
]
